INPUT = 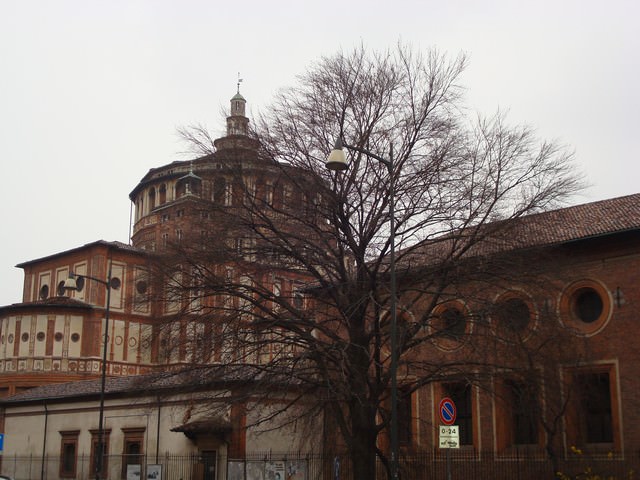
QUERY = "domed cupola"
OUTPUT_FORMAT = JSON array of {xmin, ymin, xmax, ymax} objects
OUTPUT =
[
  {"xmin": 230, "ymin": 91, "xmax": 246, "ymax": 119},
  {"xmin": 226, "ymin": 89, "xmax": 249, "ymax": 137}
]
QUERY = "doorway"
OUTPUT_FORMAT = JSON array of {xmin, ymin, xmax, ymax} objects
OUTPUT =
[{"xmin": 201, "ymin": 450, "xmax": 217, "ymax": 480}]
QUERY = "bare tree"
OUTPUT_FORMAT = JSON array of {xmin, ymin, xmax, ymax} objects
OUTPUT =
[
  {"xmin": 154, "ymin": 44, "xmax": 584, "ymax": 479},
  {"xmin": 176, "ymin": 122, "xmax": 217, "ymax": 157}
]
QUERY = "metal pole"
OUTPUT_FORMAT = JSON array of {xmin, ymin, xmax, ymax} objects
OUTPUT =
[
  {"xmin": 387, "ymin": 144, "xmax": 399, "ymax": 480},
  {"xmin": 95, "ymin": 263, "xmax": 112, "ymax": 480},
  {"xmin": 328, "ymin": 140, "xmax": 400, "ymax": 480}
]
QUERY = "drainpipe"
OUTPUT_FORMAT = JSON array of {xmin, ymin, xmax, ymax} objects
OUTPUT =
[
  {"xmin": 156, "ymin": 397, "xmax": 161, "ymax": 463},
  {"xmin": 41, "ymin": 402, "xmax": 48, "ymax": 480}
]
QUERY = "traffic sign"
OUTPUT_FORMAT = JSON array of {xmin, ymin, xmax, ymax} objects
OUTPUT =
[{"xmin": 439, "ymin": 397, "xmax": 457, "ymax": 426}]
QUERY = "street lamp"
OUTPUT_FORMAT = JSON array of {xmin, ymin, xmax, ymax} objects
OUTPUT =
[
  {"xmin": 326, "ymin": 138, "xmax": 399, "ymax": 480},
  {"xmin": 64, "ymin": 264, "xmax": 113, "ymax": 480}
]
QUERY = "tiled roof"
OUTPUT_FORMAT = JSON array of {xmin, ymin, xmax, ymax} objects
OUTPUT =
[
  {"xmin": 1, "ymin": 376, "xmax": 145, "ymax": 404},
  {"xmin": 16, "ymin": 240, "xmax": 145, "ymax": 268},
  {"xmin": 0, "ymin": 296, "xmax": 92, "ymax": 314},
  {"xmin": 403, "ymin": 193, "xmax": 640, "ymax": 265},
  {"xmin": 0, "ymin": 364, "xmax": 280, "ymax": 405},
  {"xmin": 502, "ymin": 193, "xmax": 640, "ymax": 248}
]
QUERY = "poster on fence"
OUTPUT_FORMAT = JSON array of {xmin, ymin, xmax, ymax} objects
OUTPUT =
[
  {"xmin": 230, "ymin": 459, "xmax": 307, "ymax": 480},
  {"xmin": 146, "ymin": 464, "xmax": 162, "ymax": 480},
  {"xmin": 247, "ymin": 461, "xmax": 264, "ymax": 480},
  {"xmin": 127, "ymin": 464, "xmax": 141, "ymax": 480},
  {"xmin": 265, "ymin": 461, "xmax": 285, "ymax": 480},
  {"xmin": 286, "ymin": 460, "xmax": 307, "ymax": 480},
  {"xmin": 228, "ymin": 460, "xmax": 246, "ymax": 480}
]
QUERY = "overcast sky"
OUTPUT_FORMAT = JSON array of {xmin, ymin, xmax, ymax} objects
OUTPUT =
[{"xmin": 1, "ymin": 0, "xmax": 638, "ymax": 306}]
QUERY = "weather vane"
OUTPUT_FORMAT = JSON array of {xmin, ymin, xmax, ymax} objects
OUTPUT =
[{"xmin": 237, "ymin": 72, "xmax": 243, "ymax": 94}]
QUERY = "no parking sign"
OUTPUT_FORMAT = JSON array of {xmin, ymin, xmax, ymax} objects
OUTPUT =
[{"xmin": 439, "ymin": 397, "xmax": 457, "ymax": 426}]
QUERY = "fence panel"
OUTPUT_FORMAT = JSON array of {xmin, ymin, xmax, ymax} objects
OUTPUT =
[{"xmin": 1, "ymin": 450, "xmax": 638, "ymax": 480}]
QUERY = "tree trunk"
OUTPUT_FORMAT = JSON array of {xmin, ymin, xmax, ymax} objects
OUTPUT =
[{"xmin": 350, "ymin": 403, "xmax": 379, "ymax": 479}]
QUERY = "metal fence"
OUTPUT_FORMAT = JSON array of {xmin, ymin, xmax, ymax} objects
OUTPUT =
[
  {"xmin": 0, "ymin": 453, "xmax": 202, "ymax": 480},
  {"xmin": 1, "ymin": 449, "xmax": 638, "ymax": 480}
]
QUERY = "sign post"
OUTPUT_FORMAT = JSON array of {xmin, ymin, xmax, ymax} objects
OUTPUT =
[{"xmin": 438, "ymin": 398, "xmax": 458, "ymax": 480}]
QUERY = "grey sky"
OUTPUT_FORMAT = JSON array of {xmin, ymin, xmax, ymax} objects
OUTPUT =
[{"xmin": 1, "ymin": 0, "xmax": 638, "ymax": 306}]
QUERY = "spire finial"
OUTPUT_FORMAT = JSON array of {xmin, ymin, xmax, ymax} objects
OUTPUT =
[{"xmin": 237, "ymin": 72, "xmax": 243, "ymax": 94}]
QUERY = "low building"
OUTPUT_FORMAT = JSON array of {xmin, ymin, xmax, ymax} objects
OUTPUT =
[{"xmin": 0, "ymin": 368, "xmax": 321, "ymax": 480}]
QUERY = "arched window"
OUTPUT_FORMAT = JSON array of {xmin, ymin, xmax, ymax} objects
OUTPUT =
[
  {"xmin": 213, "ymin": 177, "xmax": 226, "ymax": 204},
  {"xmin": 148, "ymin": 187, "xmax": 156, "ymax": 210}
]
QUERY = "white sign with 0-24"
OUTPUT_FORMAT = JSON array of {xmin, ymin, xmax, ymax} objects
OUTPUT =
[{"xmin": 439, "ymin": 425, "xmax": 460, "ymax": 449}]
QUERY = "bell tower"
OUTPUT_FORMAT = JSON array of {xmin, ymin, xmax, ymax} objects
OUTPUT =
[
  {"xmin": 214, "ymin": 80, "xmax": 259, "ymax": 152},
  {"xmin": 226, "ymin": 78, "xmax": 249, "ymax": 136}
]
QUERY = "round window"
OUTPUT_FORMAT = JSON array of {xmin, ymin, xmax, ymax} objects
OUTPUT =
[
  {"xmin": 57, "ymin": 281, "xmax": 66, "ymax": 296},
  {"xmin": 572, "ymin": 288, "xmax": 603, "ymax": 323},
  {"xmin": 441, "ymin": 308, "xmax": 466, "ymax": 339},
  {"xmin": 39, "ymin": 285, "xmax": 49, "ymax": 300},
  {"xmin": 561, "ymin": 280, "xmax": 611, "ymax": 336},
  {"xmin": 431, "ymin": 302, "xmax": 470, "ymax": 351},
  {"xmin": 495, "ymin": 297, "xmax": 531, "ymax": 333},
  {"xmin": 136, "ymin": 280, "xmax": 148, "ymax": 295},
  {"xmin": 70, "ymin": 333, "xmax": 80, "ymax": 343},
  {"xmin": 21, "ymin": 332, "xmax": 29, "ymax": 342},
  {"xmin": 110, "ymin": 277, "xmax": 122, "ymax": 290},
  {"xmin": 54, "ymin": 332, "xmax": 63, "ymax": 342},
  {"xmin": 37, "ymin": 331, "xmax": 46, "ymax": 342}
]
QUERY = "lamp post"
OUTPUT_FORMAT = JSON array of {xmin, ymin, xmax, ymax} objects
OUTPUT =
[
  {"xmin": 64, "ymin": 264, "xmax": 113, "ymax": 480},
  {"xmin": 326, "ymin": 138, "xmax": 399, "ymax": 480}
]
